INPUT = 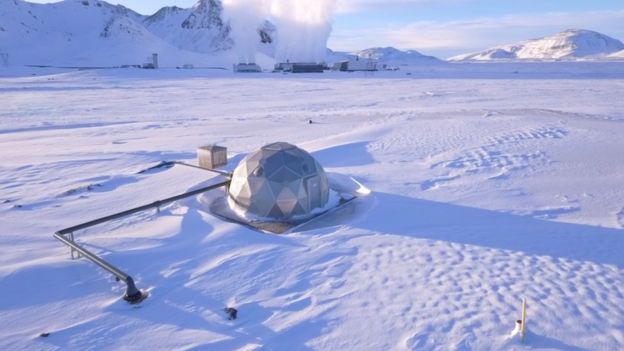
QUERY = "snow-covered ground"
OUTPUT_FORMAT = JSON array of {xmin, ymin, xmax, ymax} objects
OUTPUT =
[{"xmin": 1, "ymin": 64, "xmax": 624, "ymax": 350}]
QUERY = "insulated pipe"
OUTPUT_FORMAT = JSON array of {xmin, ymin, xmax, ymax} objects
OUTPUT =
[
  {"xmin": 53, "ymin": 231, "xmax": 143, "ymax": 302},
  {"xmin": 54, "ymin": 178, "xmax": 231, "ymax": 303},
  {"xmin": 57, "ymin": 180, "xmax": 230, "ymax": 235},
  {"xmin": 172, "ymin": 161, "xmax": 233, "ymax": 177}
]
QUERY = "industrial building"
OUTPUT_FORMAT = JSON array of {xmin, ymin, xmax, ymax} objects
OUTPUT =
[
  {"xmin": 233, "ymin": 63, "xmax": 262, "ymax": 72},
  {"xmin": 274, "ymin": 62, "xmax": 325, "ymax": 73},
  {"xmin": 142, "ymin": 53, "xmax": 159, "ymax": 69},
  {"xmin": 332, "ymin": 57, "xmax": 378, "ymax": 72}
]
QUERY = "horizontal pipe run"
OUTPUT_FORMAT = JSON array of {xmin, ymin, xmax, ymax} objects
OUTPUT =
[
  {"xmin": 54, "ymin": 178, "xmax": 230, "ymax": 303},
  {"xmin": 54, "ymin": 232, "xmax": 130, "ymax": 283},
  {"xmin": 56, "ymin": 179, "xmax": 230, "ymax": 235},
  {"xmin": 173, "ymin": 161, "xmax": 233, "ymax": 177}
]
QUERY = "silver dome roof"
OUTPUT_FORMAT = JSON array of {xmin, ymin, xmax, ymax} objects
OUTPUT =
[{"xmin": 228, "ymin": 142, "xmax": 329, "ymax": 220}]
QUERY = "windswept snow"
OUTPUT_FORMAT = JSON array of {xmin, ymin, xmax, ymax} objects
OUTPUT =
[{"xmin": 1, "ymin": 66, "xmax": 624, "ymax": 350}]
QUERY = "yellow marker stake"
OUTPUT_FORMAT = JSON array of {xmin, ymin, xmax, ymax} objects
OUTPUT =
[{"xmin": 521, "ymin": 297, "xmax": 527, "ymax": 343}]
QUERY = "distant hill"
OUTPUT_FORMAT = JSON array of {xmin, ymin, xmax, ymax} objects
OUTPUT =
[
  {"xmin": 450, "ymin": 29, "xmax": 624, "ymax": 61},
  {"xmin": 608, "ymin": 50, "xmax": 624, "ymax": 60},
  {"xmin": 325, "ymin": 47, "xmax": 443, "ymax": 66},
  {"xmin": 354, "ymin": 47, "xmax": 442, "ymax": 65}
]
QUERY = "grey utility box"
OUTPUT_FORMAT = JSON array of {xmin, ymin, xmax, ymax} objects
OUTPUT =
[{"xmin": 197, "ymin": 145, "xmax": 228, "ymax": 169}]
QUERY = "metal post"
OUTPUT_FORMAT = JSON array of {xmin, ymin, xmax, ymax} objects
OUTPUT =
[
  {"xmin": 54, "ymin": 231, "xmax": 145, "ymax": 302},
  {"xmin": 521, "ymin": 297, "xmax": 527, "ymax": 343}
]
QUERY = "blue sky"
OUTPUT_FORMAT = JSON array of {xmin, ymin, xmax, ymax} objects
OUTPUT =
[
  {"xmin": 27, "ymin": 0, "xmax": 624, "ymax": 58},
  {"xmin": 330, "ymin": 0, "xmax": 624, "ymax": 57}
]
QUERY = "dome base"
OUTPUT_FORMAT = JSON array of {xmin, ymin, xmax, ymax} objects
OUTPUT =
[{"xmin": 202, "ymin": 174, "xmax": 368, "ymax": 234}]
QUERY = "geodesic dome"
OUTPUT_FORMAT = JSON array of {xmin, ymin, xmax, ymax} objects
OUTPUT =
[{"xmin": 228, "ymin": 142, "xmax": 329, "ymax": 220}]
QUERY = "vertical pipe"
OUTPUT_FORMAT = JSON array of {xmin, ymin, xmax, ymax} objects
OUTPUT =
[
  {"xmin": 521, "ymin": 297, "xmax": 527, "ymax": 343},
  {"xmin": 123, "ymin": 276, "xmax": 145, "ymax": 303},
  {"xmin": 53, "ymin": 178, "xmax": 229, "ymax": 304}
]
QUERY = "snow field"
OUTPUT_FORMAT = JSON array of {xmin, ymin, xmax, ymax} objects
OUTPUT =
[{"xmin": 1, "ymin": 68, "xmax": 624, "ymax": 350}]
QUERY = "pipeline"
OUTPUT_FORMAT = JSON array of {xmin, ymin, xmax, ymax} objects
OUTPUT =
[{"xmin": 54, "ymin": 177, "xmax": 230, "ymax": 303}]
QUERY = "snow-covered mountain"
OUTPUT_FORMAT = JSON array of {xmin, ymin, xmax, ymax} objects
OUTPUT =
[
  {"xmin": 354, "ymin": 47, "xmax": 443, "ymax": 65},
  {"xmin": 144, "ymin": 0, "xmax": 232, "ymax": 53},
  {"xmin": 0, "ymin": 1, "xmax": 445, "ymax": 68},
  {"xmin": 325, "ymin": 47, "xmax": 443, "ymax": 66},
  {"xmin": 0, "ymin": 0, "xmax": 234, "ymax": 67},
  {"xmin": 608, "ymin": 50, "xmax": 624, "ymax": 60},
  {"xmin": 450, "ymin": 29, "xmax": 624, "ymax": 61}
]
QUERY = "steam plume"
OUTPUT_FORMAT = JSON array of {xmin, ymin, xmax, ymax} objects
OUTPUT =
[{"xmin": 224, "ymin": 0, "xmax": 337, "ymax": 64}]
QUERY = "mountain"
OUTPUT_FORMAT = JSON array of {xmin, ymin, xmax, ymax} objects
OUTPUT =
[
  {"xmin": 1, "ymin": 0, "xmax": 153, "ymax": 65},
  {"xmin": 144, "ymin": 0, "xmax": 232, "ymax": 53},
  {"xmin": 324, "ymin": 47, "xmax": 443, "ymax": 65},
  {"xmin": 450, "ymin": 29, "xmax": 624, "ymax": 61},
  {"xmin": 0, "ymin": 0, "xmax": 233, "ymax": 67},
  {"xmin": 608, "ymin": 50, "xmax": 624, "ymax": 59},
  {"xmin": 323, "ymin": 48, "xmax": 349, "ymax": 63},
  {"xmin": 0, "ymin": 2, "xmax": 442, "ymax": 68},
  {"xmin": 354, "ymin": 47, "xmax": 442, "ymax": 65}
]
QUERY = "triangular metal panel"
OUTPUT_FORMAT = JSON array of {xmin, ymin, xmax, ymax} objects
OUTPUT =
[{"xmin": 228, "ymin": 142, "xmax": 330, "ymax": 220}]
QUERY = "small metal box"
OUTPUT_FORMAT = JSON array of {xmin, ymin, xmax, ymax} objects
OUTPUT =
[{"xmin": 197, "ymin": 145, "xmax": 228, "ymax": 169}]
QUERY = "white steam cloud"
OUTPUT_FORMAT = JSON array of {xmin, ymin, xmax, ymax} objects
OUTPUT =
[
  {"xmin": 223, "ymin": 0, "xmax": 270, "ymax": 64},
  {"xmin": 224, "ymin": 0, "xmax": 337, "ymax": 64},
  {"xmin": 270, "ymin": 0, "xmax": 337, "ymax": 63}
]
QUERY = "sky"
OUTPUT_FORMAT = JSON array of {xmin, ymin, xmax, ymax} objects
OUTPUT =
[{"xmin": 26, "ymin": 0, "xmax": 624, "ymax": 58}]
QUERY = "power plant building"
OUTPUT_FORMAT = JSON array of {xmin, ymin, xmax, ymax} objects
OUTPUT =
[
  {"xmin": 233, "ymin": 63, "xmax": 262, "ymax": 72},
  {"xmin": 274, "ymin": 62, "xmax": 324, "ymax": 73},
  {"xmin": 333, "ymin": 57, "xmax": 378, "ymax": 72}
]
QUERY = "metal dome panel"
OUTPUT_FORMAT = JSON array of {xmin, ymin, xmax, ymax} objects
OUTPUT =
[{"xmin": 228, "ymin": 142, "xmax": 329, "ymax": 220}]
